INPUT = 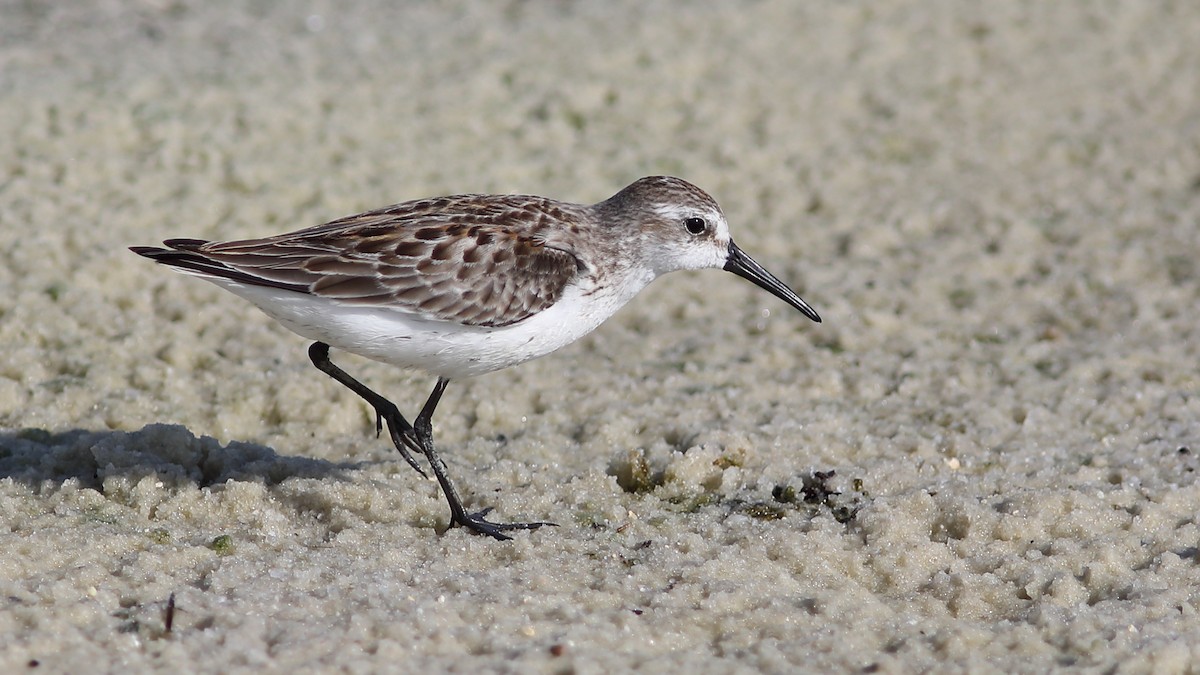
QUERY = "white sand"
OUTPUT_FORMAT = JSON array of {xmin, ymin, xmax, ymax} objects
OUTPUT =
[{"xmin": 2, "ymin": 1, "xmax": 1199, "ymax": 672}]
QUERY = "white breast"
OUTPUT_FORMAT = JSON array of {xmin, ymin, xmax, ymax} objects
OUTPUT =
[{"xmin": 200, "ymin": 266, "xmax": 655, "ymax": 379}]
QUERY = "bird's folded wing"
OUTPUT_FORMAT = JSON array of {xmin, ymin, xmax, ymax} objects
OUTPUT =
[{"xmin": 146, "ymin": 208, "xmax": 582, "ymax": 328}]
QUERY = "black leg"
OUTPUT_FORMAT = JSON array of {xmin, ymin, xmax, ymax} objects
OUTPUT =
[
  {"xmin": 411, "ymin": 377, "xmax": 556, "ymax": 540},
  {"xmin": 308, "ymin": 342, "xmax": 554, "ymax": 540},
  {"xmin": 307, "ymin": 342, "xmax": 427, "ymax": 477}
]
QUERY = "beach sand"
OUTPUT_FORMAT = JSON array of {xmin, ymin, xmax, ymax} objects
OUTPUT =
[{"xmin": 2, "ymin": 1, "xmax": 1199, "ymax": 672}]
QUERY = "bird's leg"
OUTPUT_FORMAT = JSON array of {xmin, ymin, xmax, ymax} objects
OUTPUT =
[
  {"xmin": 307, "ymin": 342, "xmax": 427, "ymax": 477},
  {"xmin": 309, "ymin": 343, "xmax": 552, "ymax": 539},
  {"xmin": 413, "ymin": 377, "xmax": 556, "ymax": 540}
]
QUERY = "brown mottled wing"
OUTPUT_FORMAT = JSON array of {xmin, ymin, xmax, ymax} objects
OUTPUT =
[{"xmin": 155, "ymin": 197, "xmax": 582, "ymax": 327}]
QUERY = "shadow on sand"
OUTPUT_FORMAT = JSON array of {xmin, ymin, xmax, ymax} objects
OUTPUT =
[{"xmin": 0, "ymin": 423, "xmax": 377, "ymax": 491}]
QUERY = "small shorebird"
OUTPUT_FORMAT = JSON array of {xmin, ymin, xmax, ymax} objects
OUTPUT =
[{"xmin": 132, "ymin": 176, "xmax": 821, "ymax": 539}]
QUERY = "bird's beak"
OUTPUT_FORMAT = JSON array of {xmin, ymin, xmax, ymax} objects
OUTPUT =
[{"xmin": 723, "ymin": 241, "xmax": 821, "ymax": 323}]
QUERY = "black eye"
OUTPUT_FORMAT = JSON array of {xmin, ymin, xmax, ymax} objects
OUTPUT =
[{"xmin": 684, "ymin": 217, "xmax": 706, "ymax": 235}]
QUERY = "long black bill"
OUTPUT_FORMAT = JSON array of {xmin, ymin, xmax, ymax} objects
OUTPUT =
[{"xmin": 723, "ymin": 241, "xmax": 821, "ymax": 323}]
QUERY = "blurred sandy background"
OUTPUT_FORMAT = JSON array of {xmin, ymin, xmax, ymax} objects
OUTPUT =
[{"xmin": 2, "ymin": 1, "xmax": 1199, "ymax": 672}]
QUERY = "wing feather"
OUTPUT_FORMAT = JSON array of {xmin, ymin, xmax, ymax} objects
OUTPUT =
[{"xmin": 135, "ymin": 196, "xmax": 585, "ymax": 327}]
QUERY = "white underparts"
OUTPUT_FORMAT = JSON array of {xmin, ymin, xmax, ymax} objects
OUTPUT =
[{"xmin": 194, "ymin": 266, "xmax": 655, "ymax": 379}]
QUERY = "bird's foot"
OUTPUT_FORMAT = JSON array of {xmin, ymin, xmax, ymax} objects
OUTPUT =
[
  {"xmin": 452, "ymin": 507, "xmax": 556, "ymax": 541},
  {"xmin": 372, "ymin": 409, "xmax": 428, "ymax": 479}
]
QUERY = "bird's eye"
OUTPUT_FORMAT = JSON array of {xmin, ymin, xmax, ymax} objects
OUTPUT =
[{"xmin": 684, "ymin": 217, "xmax": 707, "ymax": 235}]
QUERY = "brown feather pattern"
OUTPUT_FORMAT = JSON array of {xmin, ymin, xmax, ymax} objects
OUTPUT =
[
  {"xmin": 134, "ymin": 177, "xmax": 752, "ymax": 331},
  {"xmin": 159, "ymin": 194, "xmax": 590, "ymax": 327}
]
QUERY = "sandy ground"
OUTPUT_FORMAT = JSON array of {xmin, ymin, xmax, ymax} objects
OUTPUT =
[{"xmin": 2, "ymin": 1, "xmax": 1199, "ymax": 672}]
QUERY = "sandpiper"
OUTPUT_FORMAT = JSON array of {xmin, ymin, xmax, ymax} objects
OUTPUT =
[{"xmin": 132, "ymin": 176, "xmax": 821, "ymax": 539}]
